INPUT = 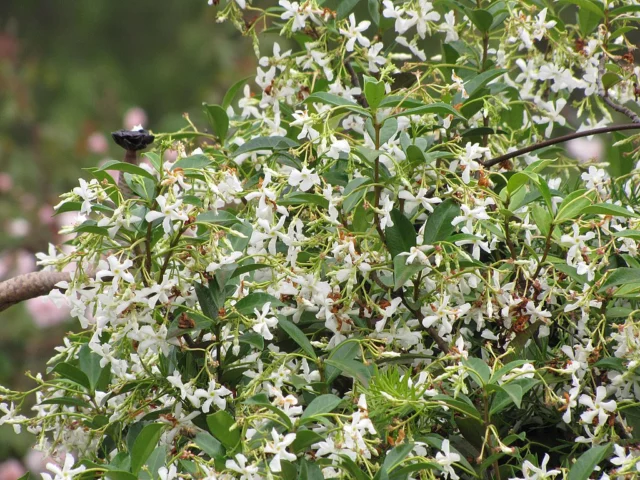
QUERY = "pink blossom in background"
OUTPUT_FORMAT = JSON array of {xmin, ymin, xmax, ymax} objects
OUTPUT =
[
  {"xmin": 19, "ymin": 193, "xmax": 36, "ymax": 210},
  {"xmin": 123, "ymin": 107, "xmax": 148, "ymax": 130},
  {"xmin": 0, "ymin": 173, "xmax": 13, "ymax": 193},
  {"xmin": 24, "ymin": 450, "xmax": 48, "ymax": 476},
  {"xmin": 566, "ymin": 137, "xmax": 603, "ymax": 163},
  {"xmin": 0, "ymin": 459, "xmax": 26, "ymax": 480},
  {"xmin": 38, "ymin": 204, "xmax": 55, "ymax": 226},
  {"xmin": 26, "ymin": 296, "xmax": 70, "ymax": 328},
  {"xmin": 7, "ymin": 218, "xmax": 30, "ymax": 238},
  {"xmin": 164, "ymin": 149, "xmax": 178, "ymax": 163},
  {"xmin": 87, "ymin": 132, "xmax": 109, "ymax": 154},
  {"xmin": 0, "ymin": 254, "xmax": 10, "ymax": 280},
  {"xmin": 15, "ymin": 250, "xmax": 36, "ymax": 275}
]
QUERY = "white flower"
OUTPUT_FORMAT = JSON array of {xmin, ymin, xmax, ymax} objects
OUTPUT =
[
  {"xmin": 450, "ymin": 142, "xmax": 489, "ymax": 184},
  {"xmin": 0, "ymin": 402, "xmax": 27, "ymax": 434},
  {"xmin": 339, "ymin": 13, "xmax": 371, "ymax": 52},
  {"xmin": 290, "ymin": 109, "xmax": 319, "ymax": 141},
  {"xmin": 398, "ymin": 188, "xmax": 442, "ymax": 213},
  {"xmin": 145, "ymin": 195, "xmax": 190, "ymax": 234},
  {"xmin": 226, "ymin": 454, "xmax": 259, "ymax": 479},
  {"xmin": 158, "ymin": 464, "xmax": 178, "ymax": 480},
  {"xmin": 581, "ymin": 166, "xmax": 608, "ymax": 191},
  {"xmin": 532, "ymin": 98, "xmax": 566, "ymax": 138},
  {"xmin": 191, "ymin": 381, "xmax": 233, "ymax": 413},
  {"xmin": 264, "ymin": 428, "xmax": 297, "ymax": 472},
  {"xmin": 41, "ymin": 453, "xmax": 86, "ymax": 480},
  {"xmin": 289, "ymin": 166, "xmax": 320, "ymax": 191},
  {"xmin": 579, "ymin": 385, "xmax": 617, "ymax": 426},
  {"xmin": 251, "ymin": 302, "xmax": 279, "ymax": 340},
  {"xmin": 96, "ymin": 255, "xmax": 136, "ymax": 289},
  {"xmin": 366, "ymin": 42, "xmax": 387, "ymax": 72},
  {"xmin": 408, "ymin": 0, "xmax": 440, "ymax": 38},
  {"xmin": 452, "ymin": 204, "xmax": 490, "ymax": 234},
  {"xmin": 435, "ymin": 439, "xmax": 461, "ymax": 480},
  {"xmin": 440, "ymin": 11, "xmax": 458, "ymax": 43},
  {"xmin": 532, "ymin": 8, "xmax": 556, "ymax": 41},
  {"xmin": 519, "ymin": 453, "xmax": 561, "ymax": 479},
  {"xmin": 72, "ymin": 178, "xmax": 97, "ymax": 214}
]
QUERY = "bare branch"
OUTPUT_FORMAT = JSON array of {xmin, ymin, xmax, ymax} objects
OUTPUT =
[
  {"xmin": 597, "ymin": 56, "xmax": 640, "ymax": 124},
  {"xmin": 482, "ymin": 123, "xmax": 640, "ymax": 168}
]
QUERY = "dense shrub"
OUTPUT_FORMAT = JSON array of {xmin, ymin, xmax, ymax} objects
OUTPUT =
[{"xmin": 2, "ymin": 0, "xmax": 640, "ymax": 478}]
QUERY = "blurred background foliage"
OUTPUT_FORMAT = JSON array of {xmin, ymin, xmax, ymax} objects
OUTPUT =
[{"xmin": 0, "ymin": 0, "xmax": 256, "ymax": 469}]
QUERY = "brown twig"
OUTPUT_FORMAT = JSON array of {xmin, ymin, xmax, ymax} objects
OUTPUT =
[
  {"xmin": 482, "ymin": 124, "xmax": 640, "ymax": 168},
  {"xmin": 0, "ymin": 268, "xmax": 95, "ymax": 312},
  {"xmin": 597, "ymin": 55, "xmax": 640, "ymax": 124},
  {"xmin": 344, "ymin": 57, "xmax": 369, "ymax": 108}
]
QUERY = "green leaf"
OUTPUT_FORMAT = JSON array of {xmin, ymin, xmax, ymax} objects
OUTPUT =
[
  {"xmin": 464, "ymin": 69, "xmax": 508, "ymax": 98},
  {"xmin": 105, "ymin": 471, "xmax": 137, "ymax": 480},
  {"xmin": 393, "ymin": 255, "xmax": 424, "ymax": 290},
  {"xmin": 193, "ymin": 432, "xmax": 225, "ymax": 461},
  {"xmin": 203, "ymin": 103, "xmax": 229, "ymax": 142},
  {"xmin": 382, "ymin": 442, "xmax": 415, "ymax": 472},
  {"xmin": 279, "ymin": 192, "xmax": 329, "ymax": 209},
  {"xmin": 602, "ymin": 71, "xmax": 622, "ymax": 90},
  {"xmin": 432, "ymin": 395, "xmax": 482, "ymax": 421},
  {"xmin": 593, "ymin": 357, "xmax": 625, "ymax": 371},
  {"xmin": 130, "ymin": 423, "xmax": 165, "ymax": 474},
  {"xmin": 196, "ymin": 210, "xmax": 238, "ymax": 226},
  {"xmin": 78, "ymin": 345, "xmax": 105, "ymax": 393},
  {"xmin": 324, "ymin": 358, "xmax": 374, "ymax": 387},
  {"xmin": 581, "ymin": 203, "xmax": 637, "ymax": 218},
  {"xmin": 531, "ymin": 203, "xmax": 552, "ymax": 237},
  {"xmin": 561, "ymin": 0, "xmax": 605, "ymax": 16},
  {"xmin": 278, "ymin": 316, "xmax": 316, "ymax": 359},
  {"xmin": 462, "ymin": 357, "xmax": 491, "ymax": 386},
  {"xmin": 243, "ymin": 394, "xmax": 293, "ymax": 429},
  {"xmin": 292, "ymin": 430, "xmax": 325, "ymax": 453},
  {"xmin": 236, "ymin": 293, "xmax": 284, "ymax": 315},
  {"xmin": 239, "ymin": 331, "xmax": 265, "ymax": 350},
  {"xmin": 232, "ymin": 136, "xmax": 298, "ymax": 157},
  {"xmin": 379, "ymin": 117, "xmax": 398, "ymax": 145},
  {"xmin": 98, "ymin": 160, "xmax": 156, "ymax": 181},
  {"xmin": 385, "ymin": 209, "xmax": 417, "ymax": 258},
  {"xmin": 298, "ymin": 459, "xmax": 324, "ymax": 480},
  {"xmin": 613, "ymin": 229, "xmax": 640, "ymax": 240},
  {"xmin": 466, "ymin": 8, "xmax": 494, "ymax": 33},
  {"xmin": 52, "ymin": 363, "xmax": 91, "ymax": 391},
  {"xmin": 554, "ymin": 189, "xmax": 591, "ymax": 224},
  {"xmin": 300, "ymin": 394, "xmax": 343, "ymax": 423},
  {"xmin": 39, "ymin": 397, "xmax": 92, "ymax": 409},
  {"xmin": 343, "ymin": 177, "xmax": 371, "ymax": 213},
  {"xmin": 195, "ymin": 281, "xmax": 222, "ymax": 321},
  {"xmin": 422, "ymin": 199, "xmax": 461, "ymax": 244},
  {"xmin": 305, "ymin": 92, "xmax": 368, "ymax": 116},
  {"xmin": 568, "ymin": 444, "xmax": 612, "ymax": 480},
  {"xmin": 364, "ymin": 78, "xmax": 386, "ymax": 109},
  {"xmin": 222, "ymin": 76, "xmax": 252, "ymax": 110},
  {"xmin": 325, "ymin": 341, "xmax": 361, "ymax": 384},
  {"xmin": 578, "ymin": 2, "xmax": 604, "ymax": 34},
  {"xmin": 139, "ymin": 446, "xmax": 166, "ymax": 480},
  {"xmin": 206, "ymin": 411, "xmax": 240, "ymax": 450},
  {"xmin": 337, "ymin": 0, "xmax": 361, "ymax": 19},
  {"xmin": 143, "ymin": 152, "xmax": 163, "ymax": 172},
  {"xmin": 368, "ymin": 0, "xmax": 380, "ymax": 25},
  {"xmin": 172, "ymin": 154, "xmax": 212, "ymax": 170},
  {"xmin": 389, "ymin": 103, "xmax": 465, "ymax": 120},
  {"xmin": 599, "ymin": 268, "xmax": 640, "ymax": 292},
  {"xmin": 507, "ymin": 171, "xmax": 538, "ymax": 195}
]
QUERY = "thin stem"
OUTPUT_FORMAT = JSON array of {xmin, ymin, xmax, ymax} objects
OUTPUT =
[{"xmin": 482, "ymin": 123, "xmax": 640, "ymax": 168}]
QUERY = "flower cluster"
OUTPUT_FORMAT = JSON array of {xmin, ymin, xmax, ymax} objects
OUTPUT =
[{"xmin": 2, "ymin": 0, "xmax": 640, "ymax": 478}]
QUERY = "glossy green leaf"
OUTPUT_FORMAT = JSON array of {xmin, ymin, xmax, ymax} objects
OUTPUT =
[
  {"xmin": 581, "ymin": 203, "xmax": 637, "ymax": 218},
  {"xmin": 599, "ymin": 268, "xmax": 640, "ymax": 292},
  {"xmin": 466, "ymin": 8, "xmax": 494, "ymax": 32},
  {"xmin": 203, "ymin": 103, "xmax": 229, "ymax": 141},
  {"xmin": 172, "ymin": 154, "xmax": 212, "ymax": 170},
  {"xmin": 279, "ymin": 192, "xmax": 329, "ymax": 209},
  {"xmin": 130, "ymin": 423, "xmax": 165, "ymax": 474},
  {"xmin": 462, "ymin": 357, "xmax": 491, "ymax": 386},
  {"xmin": 278, "ymin": 316, "xmax": 316, "ymax": 359},
  {"xmin": 364, "ymin": 78, "xmax": 386, "ymax": 109},
  {"xmin": 206, "ymin": 411, "xmax": 240, "ymax": 449},
  {"xmin": 337, "ymin": 0, "xmax": 361, "ymax": 19},
  {"xmin": 98, "ymin": 160, "xmax": 156, "ymax": 181},
  {"xmin": 382, "ymin": 442, "xmax": 415, "ymax": 472},
  {"xmin": 298, "ymin": 459, "xmax": 324, "ymax": 480},
  {"xmin": 385, "ymin": 209, "xmax": 417, "ymax": 258},
  {"xmin": 568, "ymin": 444, "xmax": 612, "ymax": 480},
  {"xmin": 300, "ymin": 394, "xmax": 343, "ymax": 423},
  {"xmin": 464, "ymin": 69, "xmax": 508, "ymax": 98},
  {"xmin": 324, "ymin": 358, "xmax": 373, "ymax": 387},
  {"xmin": 393, "ymin": 255, "xmax": 425, "ymax": 290},
  {"xmin": 389, "ymin": 103, "xmax": 465, "ymax": 120},
  {"xmin": 422, "ymin": 199, "xmax": 461, "ymax": 244},
  {"xmin": 222, "ymin": 76, "xmax": 252, "ymax": 109},
  {"xmin": 236, "ymin": 293, "xmax": 284, "ymax": 315},
  {"xmin": 554, "ymin": 189, "xmax": 591, "ymax": 223},
  {"xmin": 52, "ymin": 363, "xmax": 91, "ymax": 391},
  {"xmin": 232, "ymin": 136, "xmax": 298, "ymax": 157},
  {"xmin": 193, "ymin": 432, "xmax": 225, "ymax": 461}
]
